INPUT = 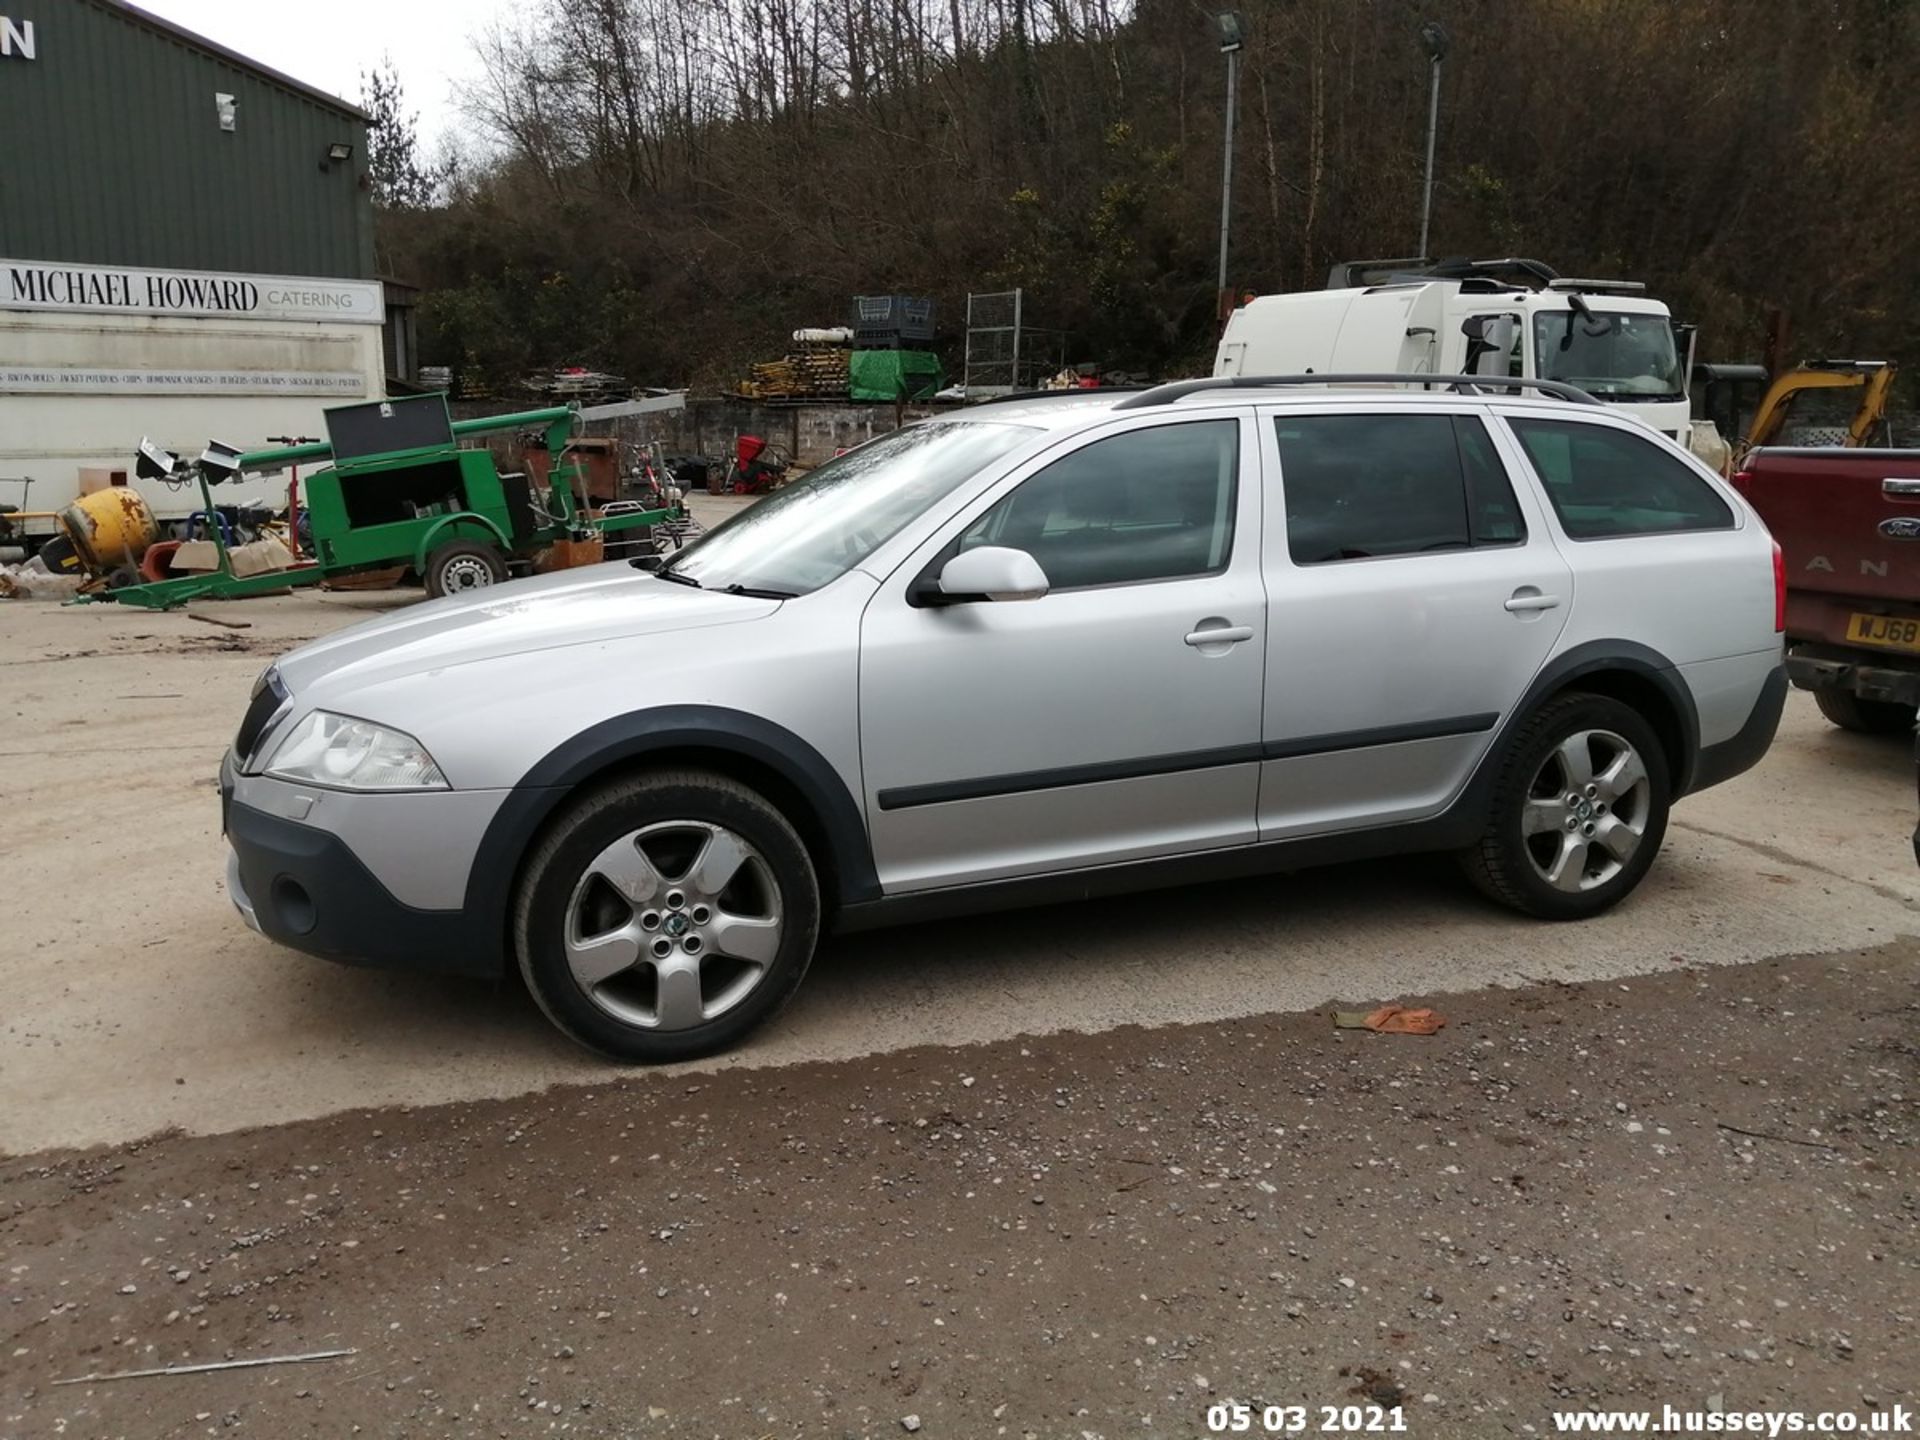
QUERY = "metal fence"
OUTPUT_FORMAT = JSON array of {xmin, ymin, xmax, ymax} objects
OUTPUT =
[{"xmin": 962, "ymin": 290, "xmax": 1067, "ymax": 395}]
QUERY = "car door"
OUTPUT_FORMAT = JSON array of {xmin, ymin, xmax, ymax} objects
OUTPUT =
[
  {"xmin": 1256, "ymin": 404, "xmax": 1573, "ymax": 837},
  {"xmin": 858, "ymin": 412, "xmax": 1267, "ymax": 893}
]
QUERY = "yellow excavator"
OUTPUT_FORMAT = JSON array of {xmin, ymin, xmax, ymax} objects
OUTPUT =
[
  {"xmin": 1746, "ymin": 359, "xmax": 1896, "ymax": 450},
  {"xmin": 1693, "ymin": 358, "xmax": 1896, "ymax": 470}
]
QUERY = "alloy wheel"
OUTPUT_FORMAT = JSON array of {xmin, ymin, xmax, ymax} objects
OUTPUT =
[
  {"xmin": 1521, "ymin": 728, "xmax": 1651, "ymax": 893},
  {"xmin": 563, "ymin": 820, "xmax": 784, "ymax": 1031}
]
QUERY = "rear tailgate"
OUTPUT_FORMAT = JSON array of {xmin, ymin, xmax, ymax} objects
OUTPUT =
[{"xmin": 1739, "ymin": 447, "xmax": 1920, "ymax": 645}]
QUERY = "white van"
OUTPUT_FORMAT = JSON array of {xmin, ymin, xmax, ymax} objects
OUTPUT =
[{"xmin": 1215, "ymin": 258, "xmax": 1690, "ymax": 443}]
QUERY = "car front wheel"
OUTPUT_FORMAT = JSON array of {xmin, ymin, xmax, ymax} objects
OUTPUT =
[
  {"xmin": 1460, "ymin": 693, "xmax": 1671, "ymax": 920},
  {"xmin": 513, "ymin": 769, "xmax": 821, "ymax": 1061}
]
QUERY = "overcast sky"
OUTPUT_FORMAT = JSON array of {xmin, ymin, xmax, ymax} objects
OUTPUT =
[{"xmin": 138, "ymin": 0, "xmax": 517, "ymax": 149}]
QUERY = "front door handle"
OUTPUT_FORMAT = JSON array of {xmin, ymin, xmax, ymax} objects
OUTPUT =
[
  {"xmin": 1504, "ymin": 590, "xmax": 1562, "ymax": 613},
  {"xmin": 1184, "ymin": 623, "xmax": 1254, "ymax": 647}
]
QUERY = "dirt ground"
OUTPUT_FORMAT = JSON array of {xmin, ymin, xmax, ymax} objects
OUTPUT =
[{"xmin": 4, "ymin": 942, "xmax": 1915, "ymax": 1438}]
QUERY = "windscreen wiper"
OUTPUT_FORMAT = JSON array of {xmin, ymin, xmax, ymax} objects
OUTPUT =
[
  {"xmin": 721, "ymin": 583, "xmax": 797, "ymax": 600},
  {"xmin": 653, "ymin": 569, "xmax": 702, "ymax": 588}
]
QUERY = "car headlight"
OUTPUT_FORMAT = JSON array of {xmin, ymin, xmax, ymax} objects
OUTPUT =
[{"xmin": 264, "ymin": 711, "xmax": 449, "ymax": 791}]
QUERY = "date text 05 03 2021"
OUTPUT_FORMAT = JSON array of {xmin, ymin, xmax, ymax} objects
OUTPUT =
[{"xmin": 1207, "ymin": 1402, "xmax": 1408, "ymax": 1434}]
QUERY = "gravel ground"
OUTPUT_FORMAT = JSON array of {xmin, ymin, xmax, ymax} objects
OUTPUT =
[{"xmin": 5, "ymin": 941, "xmax": 1915, "ymax": 1439}]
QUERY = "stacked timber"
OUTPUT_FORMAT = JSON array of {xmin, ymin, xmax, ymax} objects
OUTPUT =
[{"xmin": 739, "ymin": 347, "xmax": 850, "ymax": 401}]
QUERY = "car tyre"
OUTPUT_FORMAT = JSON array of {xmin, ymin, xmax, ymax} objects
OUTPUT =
[
  {"xmin": 424, "ymin": 539, "xmax": 507, "ymax": 598},
  {"xmin": 513, "ymin": 768, "xmax": 821, "ymax": 1062},
  {"xmin": 1459, "ymin": 693, "xmax": 1671, "ymax": 920},
  {"xmin": 1812, "ymin": 688, "xmax": 1914, "ymax": 735}
]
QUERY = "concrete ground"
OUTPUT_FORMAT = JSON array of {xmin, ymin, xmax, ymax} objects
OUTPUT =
[{"xmin": 2, "ymin": 568, "xmax": 1915, "ymax": 1158}]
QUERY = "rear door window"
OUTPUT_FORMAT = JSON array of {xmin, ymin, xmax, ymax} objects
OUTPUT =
[
  {"xmin": 1274, "ymin": 413, "xmax": 1525, "ymax": 564},
  {"xmin": 1507, "ymin": 417, "xmax": 1734, "ymax": 538}
]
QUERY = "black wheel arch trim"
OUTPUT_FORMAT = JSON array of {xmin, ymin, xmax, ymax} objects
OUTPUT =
[
  {"xmin": 1451, "ymin": 633, "xmax": 1697, "ymax": 817},
  {"xmin": 462, "ymin": 706, "xmax": 880, "ymax": 960}
]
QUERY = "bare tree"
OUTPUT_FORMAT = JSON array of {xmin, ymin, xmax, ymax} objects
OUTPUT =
[{"xmin": 407, "ymin": 0, "xmax": 1920, "ymax": 391}]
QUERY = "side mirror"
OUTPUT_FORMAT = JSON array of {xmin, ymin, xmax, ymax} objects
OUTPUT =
[
  {"xmin": 933, "ymin": 546, "xmax": 1050, "ymax": 603},
  {"xmin": 1463, "ymin": 314, "xmax": 1518, "ymax": 376}
]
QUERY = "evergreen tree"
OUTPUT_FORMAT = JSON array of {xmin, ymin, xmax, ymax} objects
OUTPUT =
[{"xmin": 361, "ymin": 58, "xmax": 440, "ymax": 210}]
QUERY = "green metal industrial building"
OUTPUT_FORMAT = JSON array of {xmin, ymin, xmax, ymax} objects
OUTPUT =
[
  {"xmin": 0, "ymin": 0, "xmax": 372, "ymax": 280},
  {"xmin": 0, "ymin": 0, "xmax": 389, "ymax": 525}
]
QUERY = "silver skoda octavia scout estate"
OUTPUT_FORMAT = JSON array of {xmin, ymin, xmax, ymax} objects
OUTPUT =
[{"xmin": 222, "ymin": 377, "xmax": 1786, "ymax": 1062}]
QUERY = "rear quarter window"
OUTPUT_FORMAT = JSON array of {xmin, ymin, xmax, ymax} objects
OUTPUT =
[{"xmin": 1508, "ymin": 418, "xmax": 1734, "ymax": 539}]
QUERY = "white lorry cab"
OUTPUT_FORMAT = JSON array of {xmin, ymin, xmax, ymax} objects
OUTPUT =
[{"xmin": 1215, "ymin": 257, "xmax": 1691, "ymax": 444}]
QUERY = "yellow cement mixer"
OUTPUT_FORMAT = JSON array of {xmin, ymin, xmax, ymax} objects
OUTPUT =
[{"xmin": 57, "ymin": 488, "xmax": 159, "ymax": 577}]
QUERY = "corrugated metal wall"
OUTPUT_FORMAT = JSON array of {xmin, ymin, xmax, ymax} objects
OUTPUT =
[{"xmin": 0, "ymin": 0, "xmax": 374, "ymax": 279}]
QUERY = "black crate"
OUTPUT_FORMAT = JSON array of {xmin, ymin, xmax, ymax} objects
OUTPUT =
[{"xmin": 851, "ymin": 294, "xmax": 935, "ymax": 344}]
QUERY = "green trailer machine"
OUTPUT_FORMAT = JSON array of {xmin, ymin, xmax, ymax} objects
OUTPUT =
[{"xmin": 89, "ymin": 395, "xmax": 683, "ymax": 610}]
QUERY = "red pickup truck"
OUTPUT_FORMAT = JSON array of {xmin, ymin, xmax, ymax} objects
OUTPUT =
[{"xmin": 1736, "ymin": 447, "xmax": 1920, "ymax": 732}]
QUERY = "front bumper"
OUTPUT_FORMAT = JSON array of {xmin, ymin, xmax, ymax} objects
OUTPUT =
[{"xmin": 222, "ymin": 758, "xmax": 505, "ymax": 979}]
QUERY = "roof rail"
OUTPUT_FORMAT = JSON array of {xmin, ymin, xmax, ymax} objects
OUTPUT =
[
  {"xmin": 1327, "ymin": 256, "xmax": 1561, "ymax": 290},
  {"xmin": 1110, "ymin": 374, "xmax": 1602, "ymax": 411},
  {"xmin": 1547, "ymin": 277, "xmax": 1646, "ymax": 296},
  {"xmin": 963, "ymin": 385, "xmax": 1153, "ymax": 408},
  {"xmin": 1326, "ymin": 256, "xmax": 1433, "ymax": 288}
]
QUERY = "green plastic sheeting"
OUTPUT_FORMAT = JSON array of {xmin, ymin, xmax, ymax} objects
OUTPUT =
[{"xmin": 848, "ymin": 349, "xmax": 944, "ymax": 402}]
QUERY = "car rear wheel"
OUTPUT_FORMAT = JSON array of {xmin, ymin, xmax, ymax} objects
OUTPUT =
[
  {"xmin": 1459, "ymin": 693, "xmax": 1671, "ymax": 920},
  {"xmin": 513, "ymin": 769, "xmax": 820, "ymax": 1062},
  {"xmin": 424, "ymin": 540, "xmax": 506, "ymax": 598},
  {"xmin": 1812, "ymin": 688, "xmax": 1914, "ymax": 735}
]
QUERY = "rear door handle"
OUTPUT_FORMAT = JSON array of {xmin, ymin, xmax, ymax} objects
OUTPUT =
[
  {"xmin": 1184, "ymin": 623, "xmax": 1254, "ymax": 646},
  {"xmin": 1884, "ymin": 478, "xmax": 1920, "ymax": 498},
  {"xmin": 1504, "ymin": 592, "xmax": 1562, "ymax": 613}
]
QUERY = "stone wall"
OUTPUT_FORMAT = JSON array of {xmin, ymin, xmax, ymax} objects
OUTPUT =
[{"xmin": 452, "ymin": 396, "xmax": 945, "ymax": 471}]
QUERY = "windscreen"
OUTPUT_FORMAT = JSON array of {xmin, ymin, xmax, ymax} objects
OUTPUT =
[
  {"xmin": 659, "ymin": 420, "xmax": 1036, "ymax": 596},
  {"xmin": 1533, "ymin": 311, "xmax": 1683, "ymax": 401}
]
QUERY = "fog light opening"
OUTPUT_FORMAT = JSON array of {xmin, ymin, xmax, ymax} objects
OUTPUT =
[{"xmin": 271, "ymin": 875, "xmax": 317, "ymax": 935}]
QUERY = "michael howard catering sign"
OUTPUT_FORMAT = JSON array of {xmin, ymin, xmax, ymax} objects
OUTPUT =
[{"xmin": 2, "ymin": 258, "xmax": 383, "ymax": 325}]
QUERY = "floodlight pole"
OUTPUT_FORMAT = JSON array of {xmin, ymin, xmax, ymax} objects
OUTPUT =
[
  {"xmin": 1216, "ymin": 16, "xmax": 1243, "ymax": 321},
  {"xmin": 1417, "ymin": 20, "xmax": 1449, "ymax": 259},
  {"xmin": 1418, "ymin": 58, "xmax": 1441, "ymax": 258}
]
